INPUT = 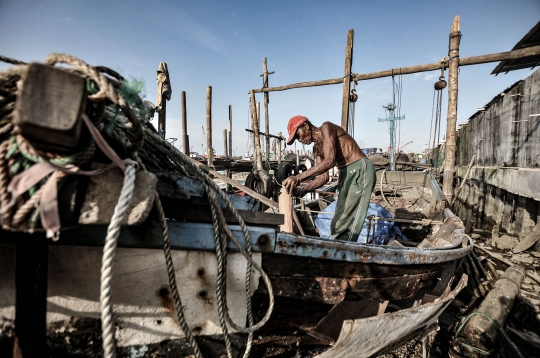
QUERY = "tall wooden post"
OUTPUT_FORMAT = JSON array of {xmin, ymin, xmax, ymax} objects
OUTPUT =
[
  {"xmin": 206, "ymin": 86, "xmax": 213, "ymax": 166},
  {"xmin": 443, "ymin": 16, "xmax": 461, "ymax": 203},
  {"xmin": 223, "ymin": 129, "xmax": 228, "ymax": 157},
  {"xmin": 257, "ymin": 102, "xmax": 261, "ymax": 157},
  {"xmin": 249, "ymin": 90, "xmax": 263, "ymax": 170},
  {"xmin": 158, "ymin": 96, "xmax": 167, "ymax": 138},
  {"xmin": 277, "ymin": 132, "xmax": 282, "ymax": 164},
  {"xmin": 261, "ymin": 58, "xmax": 274, "ymax": 160},
  {"xmin": 228, "ymin": 105, "xmax": 233, "ymax": 158},
  {"xmin": 181, "ymin": 91, "xmax": 189, "ymax": 155},
  {"xmin": 341, "ymin": 29, "xmax": 354, "ymax": 131}
]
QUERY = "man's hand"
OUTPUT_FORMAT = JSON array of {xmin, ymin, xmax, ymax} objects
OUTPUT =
[
  {"xmin": 282, "ymin": 175, "xmax": 301, "ymax": 195},
  {"xmin": 295, "ymin": 186, "xmax": 309, "ymax": 197}
]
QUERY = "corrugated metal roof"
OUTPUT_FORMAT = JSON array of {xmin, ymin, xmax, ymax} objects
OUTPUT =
[{"xmin": 492, "ymin": 21, "xmax": 540, "ymax": 75}]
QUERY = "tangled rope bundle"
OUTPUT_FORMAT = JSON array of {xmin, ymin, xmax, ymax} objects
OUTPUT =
[{"xmin": 0, "ymin": 54, "xmax": 274, "ymax": 358}]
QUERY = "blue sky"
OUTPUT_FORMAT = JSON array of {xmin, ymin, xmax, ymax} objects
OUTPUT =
[{"xmin": 1, "ymin": 0, "xmax": 539, "ymax": 154}]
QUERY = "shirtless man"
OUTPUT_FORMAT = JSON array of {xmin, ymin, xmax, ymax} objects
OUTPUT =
[{"xmin": 282, "ymin": 115, "xmax": 376, "ymax": 241}]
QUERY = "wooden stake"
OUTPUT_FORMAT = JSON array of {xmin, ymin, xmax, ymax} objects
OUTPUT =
[
  {"xmin": 452, "ymin": 154, "xmax": 476, "ymax": 205},
  {"xmin": 223, "ymin": 129, "xmax": 228, "ymax": 157},
  {"xmin": 261, "ymin": 58, "xmax": 274, "ymax": 160},
  {"xmin": 279, "ymin": 190, "xmax": 293, "ymax": 233},
  {"xmin": 443, "ymin": 16, "xmax": 460, "ymax": 203},
  {"xmin": 341, "ymin": 29, "xmax": 354, "ymax": 131},
  {"xmin": 181, "ymin": 91, "xmax": 189, "ymax": 155},
  {"xmin": 228, "ymin": 105, "xmax": 233, "ymax": 158},
  {"xmin": 158, "ymin": 91, "xmax": 167, "ymax": 138},
  {"xmin": 206, "ymin": 86, "xmax": 213, "ymax": 166},
  {"xmin": 249, "ymin": 90, "xmax": 263, "ymax": 170},
  {"xmin": 277, "ymin": 132, "xmax": 282, "ymax": 164}
]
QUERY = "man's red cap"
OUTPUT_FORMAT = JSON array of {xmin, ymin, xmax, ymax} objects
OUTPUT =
[{"xmin": 286, "ymin": 115, "xmax": 308, "ymax": 145}]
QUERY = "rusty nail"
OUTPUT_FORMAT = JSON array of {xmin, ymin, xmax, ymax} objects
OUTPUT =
[{"xmin": 258, "ymin": 234, "xmax": 269, "ymax": 245}]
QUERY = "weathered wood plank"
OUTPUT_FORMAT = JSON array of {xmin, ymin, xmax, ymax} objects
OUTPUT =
[
  {"xmin": 308, "ymin": 300, "xmax": 383, "ymax": 345},
  {"xmin": 160, "ymin": 197, "xmax": 284, "ymax": 226},
  {"xmin": 188, "ymin": 157, "xmax": 279, "ymax": 210},
  {"xmin": 279, "ymin": 190, "xmax": 293, "ymax": 233},
  {"xmin": 513, "ymin": 222, "xmax": 540, "ymax": 253}
]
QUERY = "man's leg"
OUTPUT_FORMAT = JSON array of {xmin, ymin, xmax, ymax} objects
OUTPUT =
[{"xmin": 331, "ymin": 159, "xmax": 376, "ymax": 241}]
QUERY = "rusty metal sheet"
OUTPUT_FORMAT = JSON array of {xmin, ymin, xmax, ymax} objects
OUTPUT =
[
  {"xmin": 316, "ymin": 274, "xmax": 468, "ymax": 358},
  {"xmin": 275, "ymin": 232, "xmax": 472, "ymax": 265}
]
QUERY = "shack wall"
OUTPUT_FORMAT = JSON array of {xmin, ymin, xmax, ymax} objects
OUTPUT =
[{"xmin": 453, "ymin": 68, "xmax": 540, "ymax": 238}]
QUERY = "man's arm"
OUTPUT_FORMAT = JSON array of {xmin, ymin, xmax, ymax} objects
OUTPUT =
[{"xmin": 295, "ymin": 170, "xmax": 329, "ymax": 196}]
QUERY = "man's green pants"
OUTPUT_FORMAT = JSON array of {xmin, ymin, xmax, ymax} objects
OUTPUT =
[{"xmin": 331, "ymin": 158, "xmax": 376, "ymax": 241}]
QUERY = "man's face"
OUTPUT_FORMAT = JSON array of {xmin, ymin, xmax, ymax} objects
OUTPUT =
[{"xmin": 296, "ymin": 123, "xmax": 312, "ymax": 145}]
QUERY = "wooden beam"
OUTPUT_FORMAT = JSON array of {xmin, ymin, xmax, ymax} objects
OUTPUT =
[
  {"xmin": 443, "ymin": 16, "xmax": 460, "ymax": 203},
  {"xmin": 341, "ymin": 29, "xmax": 354, "ymax": 130},
  {"xmin": 181, "ymin": 91, "xmax": 189, "ymax": 155},
  {"xmin": 245, "ymin": 128, "xmax": 285, "ymax": 140},
  {"xmin": 228, "ymin": 105, "xmax": 233, "ymax": 157},
  {"xmin": 251, "ymin": 45, "xmax": 540, "ymax": 93},
  {"xmin": 223, "ymin": 129, "xmax": 228, "ymax": 157},
  {"xmin": 189, "ymin": 157, "xmax": 279, "ymax": 210},
  {"xmin": 206, "ymin": 86, "xmax": 213, "ymax": 166}
]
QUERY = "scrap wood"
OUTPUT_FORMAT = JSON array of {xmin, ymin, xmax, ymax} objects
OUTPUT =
[
  {"xmin": 189, "ymin": 157, "xmax": 279, "ymax": 210},
  {"xmin": 474, "ymin": 244, "xmax": 540, "ymax": 285},
  {"xmin": 513, "ymin": 222, "xmax": 540, "ymax": 253},
  {"xmin": 456, "ymin": 265, "xmax": 527, "ymax": 357}
]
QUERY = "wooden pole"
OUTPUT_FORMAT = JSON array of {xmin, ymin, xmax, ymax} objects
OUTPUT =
[
  {"xmin": 223, "ymin": 129, "xmax": 228, "ymax": 157},
  {"xmin": 457, "ymin": 265, "xmax": 527, "ymax": 354},
  {"xmin": 227, "ymin": 105, "xmax": 233, "ymax": 192},
  {"xmin": 228, "ymin": 105, "xmax": 233, "ymax": 158},
  {"xmin": 181, "ymin": 91, "xmax": 189, "ymax": 155},
  {"xmin": 452, "ymin": 154, "xmax": 475, "ymax": 205},
  {"xmin": 206, "ymin": 86, "xmax": 213, "ymax": 166},
  {"xmin": 277, "ymin": 132, "xmax": 282, "ymax": 164},
  {"xmin": 249, "ymin": 90, "xmax": 263, "ymax": 170},
  {"xmin": 158, "ymin": 93, "xmax": 167, "ymax": 138},
  {"xmin": 443, "ymin": 16, "xmax": 461, "ymax": 203},
  {"xmin": 252, "ymin": 45, "xmax": 540, "ymax": 93},
  {"xmin": 257, "ymin": 101, "xmax": 262, "ymax": 158},
  {"xmin": 14, "ymin": 233, "xmax": 48, "ymax": 358},
  {"xmin": 341, "ymin": 29, "xmax": 354, "ymax": 131},
  {"xmin": 261, "ymin": 58, "xmax": 274, "ymax": 160}
]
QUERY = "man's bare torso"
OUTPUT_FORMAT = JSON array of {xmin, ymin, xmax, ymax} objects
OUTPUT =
[{"xmin": 314, "ymin": 122, "xmax": 365, "ymax": 169}]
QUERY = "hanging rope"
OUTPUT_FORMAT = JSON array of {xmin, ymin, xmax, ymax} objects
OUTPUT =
[
  {"xmin": 100, "ymin": 164, "xmax": 137, "ymax": 358},
  {"xmin": 348, "ymin": 81, "xmax": 358, "ymax": 137},
  {"xmin": 427, "ymin": 60, "xmax": 447, "ymax": 169},
  {"xmin": 140, "ymin": 129, "xmax": 275, "ymax": 358}
]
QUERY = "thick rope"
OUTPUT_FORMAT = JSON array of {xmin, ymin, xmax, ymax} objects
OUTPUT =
[
  {"xmin": 0, "ymin": 140, "xmax": 13, "ymax": 225},
  {"xmin": 143, "ymin": 133, "xmax": 274, "ymax": 356},
  {"xmin": 154, "ymin": 194, "xmax": 204, "ymax": 358},
  {"xmin": 100, "ymin": 164, "xmax": 137, "ymax": 358}
]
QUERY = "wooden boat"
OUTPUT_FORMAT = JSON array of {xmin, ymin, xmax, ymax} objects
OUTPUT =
[{"xmin": 0, "ymin": 58, "xmax": 471, "ymax": 357}]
